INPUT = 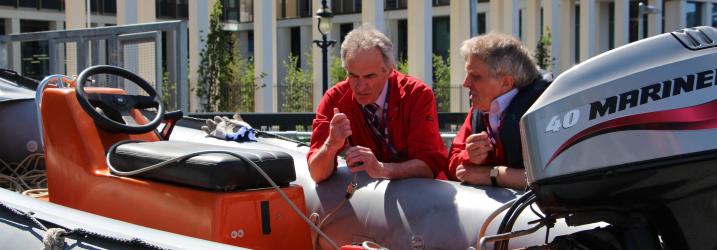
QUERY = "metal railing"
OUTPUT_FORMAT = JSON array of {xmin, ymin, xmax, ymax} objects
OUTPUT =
[
  {"xmin": 190, "ymin": 112, "xmax": 466, "ymax": 133},
  {"xmin": 0, "ymin": 20, "xmax": 188, "ymax": 111}
]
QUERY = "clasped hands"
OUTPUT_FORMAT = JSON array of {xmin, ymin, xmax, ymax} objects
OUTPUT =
[
  {"xmin": 456, "ymin": 132, "xmax": 493, "ymax": 182},
  {"xmin": 326, "ymin": 108, "xmax": 387, "ymax": 179}
]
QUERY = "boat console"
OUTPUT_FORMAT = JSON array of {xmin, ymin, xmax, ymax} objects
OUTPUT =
[{"xmin": 40, "ymin": 65, "xmax": 312, "ymax": 249}]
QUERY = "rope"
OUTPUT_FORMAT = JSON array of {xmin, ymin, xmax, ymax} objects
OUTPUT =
[
  {"xmin": 42, "ymin": 228, "xmax": 66, "ymax": 250},
  {"xmin": 106, "ymin": 140, "xmax": 340, "ymax": 249},
  {"xmin": 0, "ymin": 153, "xmax": 47, "ymax": 193},
  {"xmin": 0, "ymin": 201, "xmax": 169, "ymax": 250},
  {"xmin": 313, "ymin": 173, "xmax": 358, "ymax": 250}
]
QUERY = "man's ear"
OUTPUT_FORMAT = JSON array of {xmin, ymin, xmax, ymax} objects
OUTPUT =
[{"xmin": 500, "ymin": 75, "xmax": 515, "ymax": 90}]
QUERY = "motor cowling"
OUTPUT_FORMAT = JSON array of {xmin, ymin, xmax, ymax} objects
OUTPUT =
[{"xmin": 521, "ymin": 26, "xmax": 717, "ymax": 250}]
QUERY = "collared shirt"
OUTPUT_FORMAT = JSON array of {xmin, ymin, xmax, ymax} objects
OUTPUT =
[
  {"xmin": 309, "ymin": 70, "xmax": 448, "ymax": 177},
  {"xmin": 487, "ymin": 88, "xmax": 518, "ymax": 135},
  {"xmin": 364, "ymin": 80, "xmax": 390, "ymax": 125}
]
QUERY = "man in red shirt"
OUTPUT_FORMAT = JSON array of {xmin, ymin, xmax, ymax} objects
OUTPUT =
[
  {"xmin": 308, "ymin": 25, "xmax": 447, "ymax": 183},
  {"xmin": 448, "ymin": 32, "xmax": 549, "ymax": 189}
]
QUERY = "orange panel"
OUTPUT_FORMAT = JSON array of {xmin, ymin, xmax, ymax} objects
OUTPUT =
[{"xmin": 41, "ymin": 88, "xmax": 312, "ymax": 249}]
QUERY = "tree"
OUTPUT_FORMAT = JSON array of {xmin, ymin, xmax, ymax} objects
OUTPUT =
[
  {"xmin": 330, "ymin": 56, "xmax": 346, "ymax": 85},
  {"xmin": 396, "ymin": 57, "xmax": 408, "ymax": 74},
  {"xmin": 235, "ymin": 56, "xmax": 266, "ymax": 112},
  {"xmin": 281, "ymin": 54, "xmax": 313, "ymax": 112},
  {"xmin": 161, "ymin": 70, "xmax": 177, "ymax": 110},
  {"xmin": 196, "ymin": 1, "xmax": 239, "ymax": 112},
  {"xmin": 432, "ymin": 54, "xmax": 450, "ymax": 112},
  {"xmin": 535, "ymin": 27, "xmax": 554, "ymax": 71}
]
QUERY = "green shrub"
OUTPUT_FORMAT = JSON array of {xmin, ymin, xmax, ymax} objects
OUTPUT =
[
  {"xmin": 281, "ymin": 54, "xmax": 313, "ymax": 112},
  {"xmin": 330, "ymin": 56, "xmax": 346, "ymax": 85},
  {"xmin": 432, "ymin": 54, "xmax": 450, "ymax": 112}
]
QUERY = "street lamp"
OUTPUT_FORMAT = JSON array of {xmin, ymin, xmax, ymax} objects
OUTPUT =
[
  {"xmin": 637, "ymin": 2, "xmax": 661, "ymax": 40},
  {"xmin": 313, "ymin": 0, "xmax": 336, "ymax": 94}
]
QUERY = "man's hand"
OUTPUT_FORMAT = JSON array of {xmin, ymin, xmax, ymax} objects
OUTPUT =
[
  {"xmin": 325, "ymin": 108, "xmax": 352, "ymax": 150},
  {"xmin": 344, "ymin": 145, "xmax": 386, "ymax": 179},
  {"xmin": 465, "ymin": 132, "xmax": 493, "ymax": 165},
  {"xmin": 455, "ymin": 164, "xmax": 489, "ymax": 185}
]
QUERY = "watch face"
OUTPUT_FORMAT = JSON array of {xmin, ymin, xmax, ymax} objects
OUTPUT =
[{"xmin": 490, "ymin": 167, "xmax": 499, "ymax": 177}]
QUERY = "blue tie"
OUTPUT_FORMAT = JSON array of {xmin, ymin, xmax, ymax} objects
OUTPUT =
[{"xmin": 363, "ymin": 103, "xmax": 380, "ymax": 131}]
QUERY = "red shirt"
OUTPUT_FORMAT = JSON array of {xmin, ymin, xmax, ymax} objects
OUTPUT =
[
  {"xmin": 447, "ymin": 107, "xmax": 506, "ymax": 181},
  {"xmin": 308, "ymin": 70, "xmax": 448, "ymax": 178}
]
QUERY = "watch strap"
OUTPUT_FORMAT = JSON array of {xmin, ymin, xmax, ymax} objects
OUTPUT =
[{"xmin": 490, "ymin": 166, "xmax": 499, "ymax": 187}]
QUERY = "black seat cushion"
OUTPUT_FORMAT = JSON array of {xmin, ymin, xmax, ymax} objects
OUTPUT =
[{"xmin": 108, "ymin": 141, "xmax": 296, "ymax": 191}]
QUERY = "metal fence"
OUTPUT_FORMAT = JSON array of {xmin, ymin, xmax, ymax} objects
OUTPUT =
[
  {"xmin": 190, "ymin": 112, "xmax": 467, "ymax": 133},
  {"xmin": 0, "ymin": 21, "xmax": 188, "ymax": 111},
  {"xmin": 276, "ymin": 84, "xmax": 313, "ymax": 112}
]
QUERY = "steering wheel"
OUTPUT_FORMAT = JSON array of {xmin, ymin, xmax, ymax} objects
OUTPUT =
[{"xmin": 75, "ymin": 65, "xmax": 164, "ymax": 134}]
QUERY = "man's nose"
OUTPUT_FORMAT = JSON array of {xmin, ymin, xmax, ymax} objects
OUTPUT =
[{"xmin": 462, "ymin": 77, "xmax": 471, "ymax": 88}]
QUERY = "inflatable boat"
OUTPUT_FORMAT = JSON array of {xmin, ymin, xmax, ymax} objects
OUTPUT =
[{"xmin": 3, "ymin": 26, "xmax": 716, "ymax": 250}]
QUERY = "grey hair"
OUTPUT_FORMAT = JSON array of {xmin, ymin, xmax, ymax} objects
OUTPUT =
[
  {"xmin": 460, "ymin": 32, "xmax": 540, "ymax": 88},
  {"xmin": 340, "ymin": 24, "xmax": 395, "ymax": 69}
]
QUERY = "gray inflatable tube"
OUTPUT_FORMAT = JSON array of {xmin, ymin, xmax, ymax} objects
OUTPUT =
[{"xmin": 170, "ymin": 125, "xmax": 599, "ymax": 249}]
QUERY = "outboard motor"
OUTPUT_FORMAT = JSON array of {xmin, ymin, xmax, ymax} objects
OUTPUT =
[{"xmin": 517, "ymin": 26, "xmax": 717, "ymax": 249}]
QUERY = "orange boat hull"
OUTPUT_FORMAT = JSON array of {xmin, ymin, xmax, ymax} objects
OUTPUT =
[{"xmin": 41, "ymin": 88, "xmax": 312, "ymax": 249}]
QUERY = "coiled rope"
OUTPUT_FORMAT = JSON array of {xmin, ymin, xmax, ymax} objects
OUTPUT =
[{"xmin": 0, "ymin": 153, "xmax": 47, "ymax": 196}]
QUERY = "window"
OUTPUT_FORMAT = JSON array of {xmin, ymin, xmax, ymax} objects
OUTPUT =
[
  {"xmin": 433, "ymin": 17, "xmax": 449, "ymax": 60},
  {"xmin": 331, "ymin": 0, "xmax": 360, "ymax": 14},
  {"xmin": 156, "ymin": 0, "xmax": 185, "ymax": 19},
  {"xmin": 518, "ymin": 9, "xmax": 522, "ymax": 40},
  {"xmin": 224, "ymin": 0, "xmax": 239, "ymax": 21},
  {"xmin": 41, "ymin": 0, "xmax": 61, "ymax": 10},
  {"xmin": 239, "ymin": 0, "xmax": 253, "ymax": 22},
  {"xmin": 177, "ymin": 0, "xmax": 187, "ymax": 18},
  {"xmin": 85, "ymin": 0, "xmax": 115, "ymax": 15},
  {"xmin": 90, "ymin": 0, "xmax": 99, "ymax": 12},
  {"xmin": 477, "ymin": 12, "xmax": 486, "ymax": 35},
  {"xmin": 20, "ymin": 20, "xmax": 50, "ymax": 80},
  {"xmin": 19, "ymin": 0, "xmax": 38, "ymax": 8},
  {"xmin": 713, "ymin": 4, "xmax": 717, "ymax": 27},
  {"xmin": 432, "ymin": 0, "xmax": 449, "ymax": 7},
  {"xmin": 0, "ymin": 0, "xmax": 16, "ymax": 7},
  {"xmin": 290, "ymin": 27, "xmax": 301, "ymax": 68},
  {"xmin": 385, "ymin": 0, "xmax": 407, "ymax": 10},
  {"xmin": 686, "ymin": 2, "xmax": 703, "ymax": 28},
  {"xmin": 397, "ymin": 19, "xmax": 407, "ymax": 61},
  {"xmin": 575, "ymin": 4, "xmax": 580, "ymax": 63},
  {"xmin": 278, "ymin": 0, "xmax": 309, "ymax": 19},
  {"xmin": 247, "ymin": 30, "xmax": 254, "ymax": 55},
  {"xmin": 339, "ymin": 23, "xmax": 353, "ymax": 46},
  {"xmin": 298, "ymin": 0, "xmax": 311, "ymax": 18},
  {"xmin": 158, "ymin": 0, "xmax": 176, "ymax": 18},
  {"xmin": 104, "ymin": 0, "xmax": 116, "ymax": 14},
  {"xmin": 608, "ymin": 2, "xmax": 614, "ymax": 49}
]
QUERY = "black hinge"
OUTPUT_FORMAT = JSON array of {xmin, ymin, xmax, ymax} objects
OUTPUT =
[{"xmin": 260, "ymin": 201, "xmax": 271, "ymax": 235}]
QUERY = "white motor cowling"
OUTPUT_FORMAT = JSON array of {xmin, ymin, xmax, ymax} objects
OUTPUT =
[{"xmin": 520, "ymin": 26, "xmax": 717, "ymax": 250}]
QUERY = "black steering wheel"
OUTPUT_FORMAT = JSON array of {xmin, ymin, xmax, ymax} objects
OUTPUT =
[{"xmin": 76, "ymin": 65, "xmax": 164, "ymax": 134}]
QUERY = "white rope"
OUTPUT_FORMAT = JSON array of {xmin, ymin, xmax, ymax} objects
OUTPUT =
[
  {"xmin": 0, "ymin": 153, "xmax": 47, "ymax": 193},
  {"xmin": 42, "ymin": 228, "xmax": 67, "ymax": 250}
]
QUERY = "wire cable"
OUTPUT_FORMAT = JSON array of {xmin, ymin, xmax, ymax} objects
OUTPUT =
[{"xmin": 106, "ymin": 140, "xmax": 340, "ymax": 250}]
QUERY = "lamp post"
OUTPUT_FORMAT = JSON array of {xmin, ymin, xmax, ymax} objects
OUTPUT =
[
  {"xmin": 313, "ymin": 0, "xmax": 336, "ymax": 94},
  {"xmin": 637, "ymin": 2, "xmax": 661, "ymax": 40}
]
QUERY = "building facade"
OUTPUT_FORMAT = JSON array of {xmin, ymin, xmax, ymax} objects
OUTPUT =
[{"xmin": 1, "ymin": 0, "xmax": 716, "ymax": 112}]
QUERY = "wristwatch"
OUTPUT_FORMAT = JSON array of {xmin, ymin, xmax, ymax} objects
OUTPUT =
[{"xmin": 490, "ymin": 166, "xmax": 499, "ymax": 187}]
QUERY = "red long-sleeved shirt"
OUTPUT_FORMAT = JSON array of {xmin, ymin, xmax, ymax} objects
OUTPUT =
[{"xmin": 308, "ymin": 71, "xmax": 448, "ymax": 178}]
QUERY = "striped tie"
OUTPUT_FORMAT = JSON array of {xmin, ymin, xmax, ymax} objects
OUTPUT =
[{"xmin": 363, "ymin": 103, "xmax": 380, "ymax": 131}]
